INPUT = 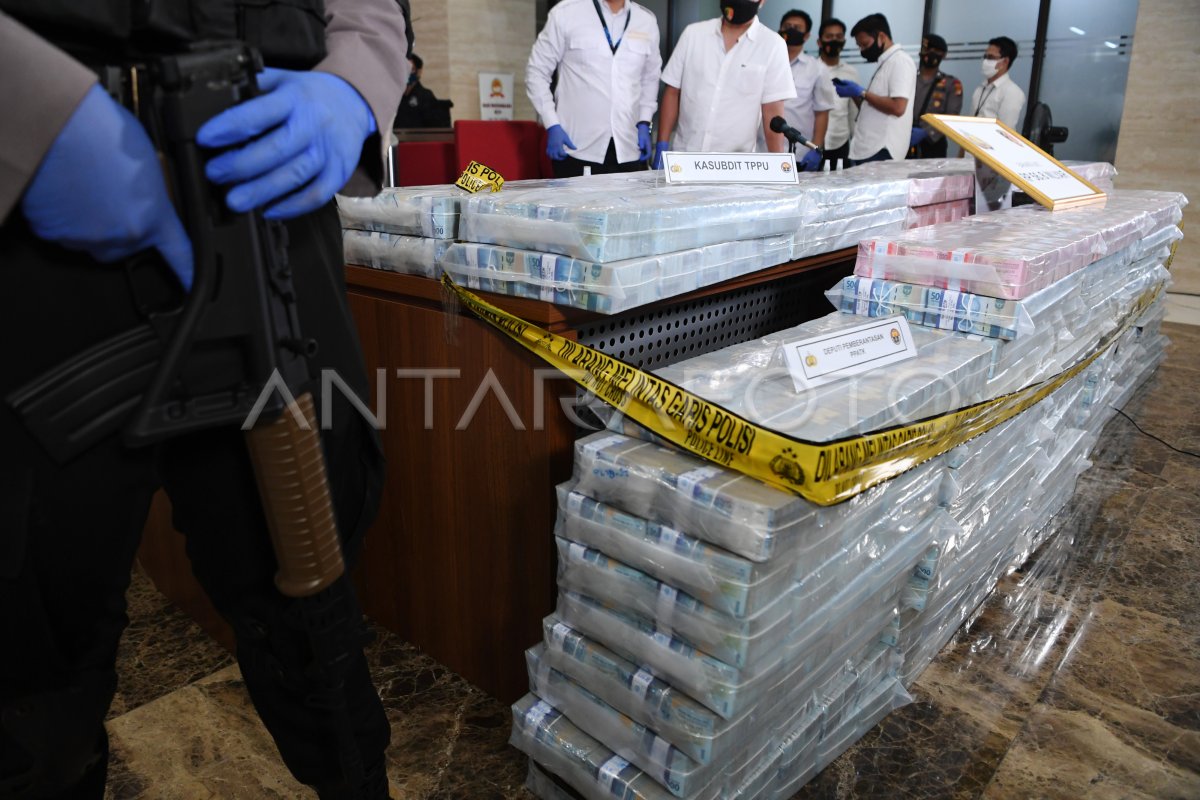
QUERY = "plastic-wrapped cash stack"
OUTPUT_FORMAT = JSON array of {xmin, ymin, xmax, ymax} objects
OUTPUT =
[
  {"xmin": 839, "ymin": 158, "xmax": 976, "ymax": 233},
  {"xmin": 336, "ymin": 162, "xmax": 1111, "ymax": 317},
  {"xmin": 445, "ymin": 172, "xmax": 803, "ymax": 313},
  {"xmin": 438, "ymin": 168, "xmax": 978, "ymax": 313},
  {"xmin": 512, "ymin": 189, "xmax": 1184, "ymax": 800},
  {"xmin": 337, "ymin": 184, "xmax": 467, "ymax": 278}
]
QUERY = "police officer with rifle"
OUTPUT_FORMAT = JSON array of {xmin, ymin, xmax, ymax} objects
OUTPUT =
[{"xmin": 0, "ymin": 1, "xmax": 407, "ymax": 797}]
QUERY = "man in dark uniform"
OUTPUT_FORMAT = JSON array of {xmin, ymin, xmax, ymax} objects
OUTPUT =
[
  {"xmin": 0, "ymin": 2, "xmax": 407, "ymax": 798},
  {"xmin": 395, "ymin": 54, "xmax": 452, "ymax": 128},
  {"xmin": 909, "ymin": 34, "xmax": 963, "ymax": 158}
]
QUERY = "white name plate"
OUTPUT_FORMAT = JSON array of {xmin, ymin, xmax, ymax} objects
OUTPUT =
[
  {"xmin": 782, "ymin": 316, "xmax": 917, "ymax": 392},
  {"xmin": 662, "ymin": 151, "xmax": 799, "ymax": 184}
]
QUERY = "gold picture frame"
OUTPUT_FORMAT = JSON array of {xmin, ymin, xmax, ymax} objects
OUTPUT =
[{"xmin": 921, "ymin": 114, "xmax": 1106, "ymax": 211}]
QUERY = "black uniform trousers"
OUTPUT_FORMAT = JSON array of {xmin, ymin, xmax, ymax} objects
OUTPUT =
[
  {"xmin": 913, "ymin": 136, "xmax": 949, "ymax": 159},
  {"xmin": 551, "ymin": 139, "xmax": 648, "ymax": 179},
  {"xmin": 0, "ymin": 203, "xmax": 389, "ymax": 798}
]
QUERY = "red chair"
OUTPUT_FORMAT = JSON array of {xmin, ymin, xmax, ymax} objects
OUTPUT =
[
  {"xmin": 453, "ymin": 120, "xmax": 552, "ymax": 181},
  {"xmin": 394, "ymin": 141, "xmax": 457, "ymax": 187}
]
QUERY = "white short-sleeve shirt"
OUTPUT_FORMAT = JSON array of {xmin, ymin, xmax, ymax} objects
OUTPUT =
[
  {"xmin": 848, "ymin": 43, "xmax": 916, "ymax": 162},
  {"xmin": 526, "ymin": 0, "xmax": 662, "ymax": 164},
  {"xmin": 661, "ymin": 17, "xmax": 796, "ymax": 153}
]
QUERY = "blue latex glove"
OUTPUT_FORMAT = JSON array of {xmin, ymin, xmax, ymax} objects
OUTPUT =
[
  {"xmin": 546, "ymin": 124, "xmax": 576, "ymax": 160},
  {"xmin": 910, "ymin": 127, "xmax": 928, "ymax": 147},
  {"xmin": 198, "ymin": 67, "xmax": 377, "ymax": 220},
  {"xmin": 20, "ymin": 84, "xmax": 194, "ymax": 290},
  {"xmin": 832, "ymin": 78, "xmax": 865, "ymax": 99},
  {"xmin": 799, "ymin": 147, "xmax": 823, "ymax": 171},
  {"xmin": 636, "ymin": 122, "xmax": 653, "ymax": 161},
  {"xmin": 652, "ymin": 142, "xmax": 670, "ymax": 170}
]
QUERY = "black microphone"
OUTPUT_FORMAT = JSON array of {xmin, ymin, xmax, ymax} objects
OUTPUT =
[{"xmin": 769, "ymin": 116, "xmax": 819, "ymax": 151}]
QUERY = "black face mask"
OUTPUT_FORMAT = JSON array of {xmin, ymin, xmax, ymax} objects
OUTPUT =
[
  {"xmin": 860, "ymin": 37, "xmax": 885, "ymax": 63},
  {"xmin": 720, "ymin": 0, "xmax": 759, "ymax": 26},
  {"xmin": 920, "ymin": 53, "xmax": 943, "ymax": 70},
  {"xmin": 781, "ymin": 29, "xmax": 806, "ymax": 47},
  {"xmin": 820, "ymin": 39, "xmax": 845, "ymax": 58}
]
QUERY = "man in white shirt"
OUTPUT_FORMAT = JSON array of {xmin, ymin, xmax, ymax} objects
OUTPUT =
[
  {"xmin": 654, "ymin": 0, "xmax": 796, "ymax": 165},
  {"xmin": 817, "ymin": 17, "xmax": 858, "ymax": 168},
  {"xmin": 527, "ymin": 0, "xmax": 662, "ymax": 178},
  {"xmin": 774, "ymin": 9, "xmax": 835, "ymax": 171},
  {"xmin": 970, "ymin": 36, "xmax": 1027, "ymax": 129},
  {"xmin": 833, "ymin": 13, "xmax": 916, "ymax": 165}
]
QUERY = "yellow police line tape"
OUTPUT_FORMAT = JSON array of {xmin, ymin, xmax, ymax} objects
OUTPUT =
[
  {"xmin": 454, "ymin": 160, "xmax": 505, "ymax": 194},
  {"xmin": 442, "ymin": 275, "xmax": 1164, "ymax": 506}
]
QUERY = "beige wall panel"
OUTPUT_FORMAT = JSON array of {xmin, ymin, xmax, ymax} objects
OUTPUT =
[
  {"xmin": 447, "ymin": 0, "xmax": 538, "ymax": 121},
  {"xmin": 1115, "ymin": 0, "xmax": 1200, "ymax": 292},
  {"xmin": 409, "ymin": 0, "xmax": 452, "ymax": 99}
]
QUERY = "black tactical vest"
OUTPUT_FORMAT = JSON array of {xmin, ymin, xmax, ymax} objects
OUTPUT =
[{"xmin": 0, "ymin": 0, "xmax": 327, "ymax": 68}]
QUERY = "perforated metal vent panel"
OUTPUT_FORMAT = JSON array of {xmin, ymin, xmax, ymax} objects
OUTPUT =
[{"xmin": 576, "ymin": 267, "xmax": 843, "ymax": 371}]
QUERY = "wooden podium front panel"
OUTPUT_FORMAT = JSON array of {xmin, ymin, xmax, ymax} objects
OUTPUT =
[{"xmin": 346, "ymin": 290, "xmax": 578, "ymax": 700}]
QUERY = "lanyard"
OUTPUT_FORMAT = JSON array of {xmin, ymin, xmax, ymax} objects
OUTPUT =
[
  {"xmin": 974, "ymin": 84, "xmax": 996, "ymax": 116},
  {"xmin": 591, "ymin": 0, "xmax": 631, "ymax": 55}
]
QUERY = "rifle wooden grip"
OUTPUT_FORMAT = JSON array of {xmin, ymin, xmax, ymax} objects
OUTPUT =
[{"xmin": 245, "ymin": 392, "xmax": 345, "ymax": 597}]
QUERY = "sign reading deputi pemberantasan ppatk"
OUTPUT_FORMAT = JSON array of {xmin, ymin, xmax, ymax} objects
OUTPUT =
[
  {"xmin": 662, "ymin": 151, "xmax": 800, "ymax": 184},
  {"xmin": 782, "ymin": 315, "xmax": 917, "ymax": 392}
]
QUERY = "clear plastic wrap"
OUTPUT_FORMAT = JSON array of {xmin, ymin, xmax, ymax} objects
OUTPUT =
[
  {"xmin": 336, "ymin": 185, "xmax": 464, "ymax": 239},
  {"xmin": 341, "ymin": 230, "xmax": 451, "ymax": 278},
  {"xmin": 511, "ymin": 694, "xmax": 684, "ymax": 800},
  {"xmin": 526, "ymin": 761, "xmax": 582, "ymax": 800},
  {"xmin": 854, "ymin": 190, "xmax": 1187, "ymax": 299},
  {"xmin": 441, "ymin": 235, "xmax": 793, "ymax": 313},
  {"xmin": 527, "ymin": 645, "xmax": 704, "ymax": 797},
  {"xmin": 554, "ymin": 485, "xmax": 794, "ymax": 618},
  {"xmin": 518, "ymin": 221, "xmax": 1177, "ymax": 798},
  {"xmin": 906, "ymin": 199, "xmax": 972, "ymax": 230},
  {"xmin": 525, "ymin": 628, "xmax": 905, "ymax": 799},
  {"xmin": 842, "ymin": 158, "xmax": 977, "ymax": 206},
  {"xmin": 570, "ymin": 433, "xmax": 943, "ymax": 563},
  {"xmin": 829, "ymin": 243, "xmax": 1170, "ymax": 343},
  {"xmin": 780, "ymin": 677, "xmax": 910, "ymax": 793},
  {"xmin": 784, "ymin": 169, "xmax": 913, "ymax": 213},
  {"xmin": 555, "ymin": 537, "xmax": 799, "ymax": 671},
  {"xmin": 553, "ymin": 509, "xmax": 946, "ymax": 719},
  {"xmin": 790, "ymin": 206, "xmax": 912, "ymax": 261},
  {"xmin": 553, "ymin": 489, "xmax": 941, "ymax": 671},
  {"xmin": 623, "ymin": 311, "xmax": 995, "ymax": 443},
  {"xmin": 981, "ymin": 256, "xmax": 1171, "ymax": 396},
  {"xmin": 514, "ymin": 674, "xmax": 911, "ymax": 800},
  {"xmin": 1060, "ymin": 160, "xmax": 1118, "ymax": 194},
  {"xmin": 459, "ymin": 183, "xmax": 806, "ymax": 263},
  {"xmin": 827, "ymin": 274, "xmax": 1033, "ymax": 339}
]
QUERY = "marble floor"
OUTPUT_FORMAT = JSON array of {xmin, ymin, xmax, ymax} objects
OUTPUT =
[{"xmin": 105, "ymin": 323, "xmax": 1200, "ymax": 800}]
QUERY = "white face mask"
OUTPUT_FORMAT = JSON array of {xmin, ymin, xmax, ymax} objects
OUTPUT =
[{"xmin": 981, "ymin": 57, "xmax": 1001, "ymax": 79}]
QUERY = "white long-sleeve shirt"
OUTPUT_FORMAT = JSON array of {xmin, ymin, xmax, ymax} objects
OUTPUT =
[
  {"xmin": 823, "ymin": 60, "xmax": 859, "ymax": 151},
  {"xmin": 526, "ymin": 0, "xmax": 662, "ymax": 164},
  {"xmin": 781, "ymin": 52, "xmax": 836, "ymax": 141},
  {"xmin": 970, "ymin": 72, "xmax": 1026, "ymax": 130}
]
